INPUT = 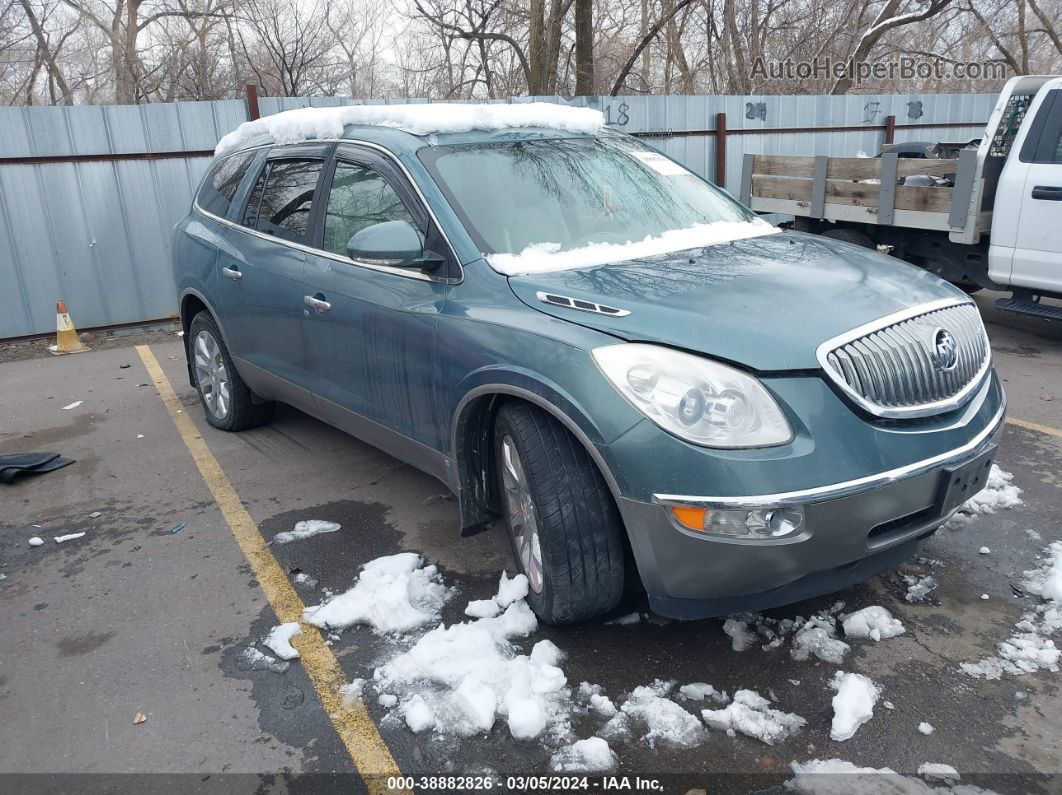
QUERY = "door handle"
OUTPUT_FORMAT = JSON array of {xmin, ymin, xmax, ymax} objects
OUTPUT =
[
  {"xmin": 1031, "ymin": 185, "xmax": 1062, "ymax": 201},
  {"xmin": 303, "ymin": 294, "xmax": 331, "ymax": 312},
  {"xmin": 221, "ymin": 266, "xmax": 242, "ymax": 280}
]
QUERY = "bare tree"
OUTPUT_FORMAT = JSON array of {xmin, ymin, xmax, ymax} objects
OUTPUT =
[{"xmin": 831, "ymin": 0, "xmax": 953, "ymax": 93}]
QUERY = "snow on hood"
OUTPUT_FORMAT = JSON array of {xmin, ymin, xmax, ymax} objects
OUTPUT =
[
  {"xmin": 215, "ymin": 102, "xmax": 605, "ymax": 155},
  {"xmin": 487, "ymin": 219, "xmax": 779, "ymax": 276}
]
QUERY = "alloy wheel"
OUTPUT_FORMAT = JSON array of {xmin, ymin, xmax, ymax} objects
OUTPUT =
[
  {"xmin": 193, "ymin": 330, "xmax": 232, "ymax": 420},
  {"xmin": 500, "ymin": 434, "xmax": 544, "ymax": 594}
]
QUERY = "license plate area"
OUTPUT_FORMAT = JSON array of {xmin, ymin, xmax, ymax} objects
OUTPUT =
[{"xmin": 936, "ymin": 447, "xmax": 996, "ymax": 517}]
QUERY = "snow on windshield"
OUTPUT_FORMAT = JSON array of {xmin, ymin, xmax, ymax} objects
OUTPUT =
[
  {"xmin": 487, "ymin": 219, "xmax": 780, "ymax": 276},
  {"xmin": 215, "ymin": 102, "xmax": 605, "ymax": 155}
]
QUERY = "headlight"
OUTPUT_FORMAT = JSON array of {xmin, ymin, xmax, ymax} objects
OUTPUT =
[{"xmin": 592, "ymin": 344, "xmax": 793, "ymax": 448}]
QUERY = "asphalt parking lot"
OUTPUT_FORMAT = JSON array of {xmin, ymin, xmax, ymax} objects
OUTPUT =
[{"xmin": 1, "ymin": 291, "xmax": 1060, "ymax": 792}]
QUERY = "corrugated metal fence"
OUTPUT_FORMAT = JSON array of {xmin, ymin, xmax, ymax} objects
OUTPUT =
[{"xmin": 0, "ymin": 92, "xmax": 996, "ymax": 339}]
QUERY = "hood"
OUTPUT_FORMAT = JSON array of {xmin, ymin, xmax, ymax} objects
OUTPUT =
[{"xmin": 507, "ymin": 231, "xmax": 965, "ymax": 371}]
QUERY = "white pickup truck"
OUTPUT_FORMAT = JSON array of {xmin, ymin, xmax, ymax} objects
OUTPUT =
[{"xmin": 741, "ymin": 75, "xmax": 1062, "ymax": 321}]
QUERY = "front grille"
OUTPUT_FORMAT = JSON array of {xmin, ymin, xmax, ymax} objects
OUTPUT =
[{"xmin": 818, "ymin": 300, "xmax": 990, "ymax": 418}]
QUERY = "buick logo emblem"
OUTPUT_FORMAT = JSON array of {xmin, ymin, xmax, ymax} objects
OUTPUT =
[{"xmin": 932, "ymin": 328, "xmax": 958, "ymax": 370}]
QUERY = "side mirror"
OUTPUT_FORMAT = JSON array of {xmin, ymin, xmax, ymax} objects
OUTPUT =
[{"xmin": 345, "ymin": 220, "xmax": 442, "ymax": 270}]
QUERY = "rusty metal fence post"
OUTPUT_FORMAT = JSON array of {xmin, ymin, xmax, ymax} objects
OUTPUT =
[
  {"xmin": 245, "ymin": 84, "xmax": 261, "ymax": 121},
  {"xmin": 715, "ymin": 112, "xmax": 727, "ymax": 188}
]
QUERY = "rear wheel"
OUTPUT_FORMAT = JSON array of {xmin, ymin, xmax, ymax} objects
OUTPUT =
[
  {"xmin": 188, "ymin": 312, "xmax": 274, "ymax": 432},
  {"xmin": 493, "ymin": 402, "xmax": 625, "ymax": 624}
]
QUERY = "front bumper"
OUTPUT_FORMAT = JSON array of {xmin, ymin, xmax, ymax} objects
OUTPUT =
[{"xmin": 614, "ymin": 389, "xmax": 1006, "ymax": 620}]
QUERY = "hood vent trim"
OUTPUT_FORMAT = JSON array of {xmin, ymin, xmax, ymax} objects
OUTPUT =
[{"xmin": 535, "ymin": 291, "xmax": 631, "ymax": 317}]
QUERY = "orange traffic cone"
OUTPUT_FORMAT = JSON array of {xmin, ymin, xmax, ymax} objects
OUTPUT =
[{"xmin": 49, "ymin": 300, "xmax": 90, "ymax": 355}]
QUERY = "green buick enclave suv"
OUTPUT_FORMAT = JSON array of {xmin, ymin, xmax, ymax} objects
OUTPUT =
[{"xmin": 172, "ymin": 104, "xmax": 1005, "ymax": 624}]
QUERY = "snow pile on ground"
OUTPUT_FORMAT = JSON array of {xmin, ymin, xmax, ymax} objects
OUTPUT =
[
  {"xmin": 944, "ymin": 466, "xmax": 1022, "ymax": 529},
  {"xmin": 678, "ymin": 682, "xmax": 728, "ymax": 703},
  {"xmin": 787, "ymin": 759, "xmax": 984, "ymax": 794},
  {"xmin": 701, "ymin": 689, "xmax": 807, "ymax": 745},
  {"xmin": 264, "ymin": 622, "xmax": 301, "ymax": 660},
  {"xmin": 274, "ymin": 519, "xmax": 341, "ymax": 544},
  {"xmin": 488, "ymin": 219, "xmax": 778, "ymax": 275},
  {"xmin": 829, "ymin": 672, "xmax": 879, "ymax": 741},
  {"xmin": 904, "ymin": 575, "xmax": 939, "ymax": 603},
  {"xmin": 293, "ymin": 572, "xmax": 317, "ymax": 589},
  {"xmin": 216, "ymin": 102, "xmax": 605, "ymax": 155},
  {"xmin": 575, "ymin": 683, "xmax": 619, "ymax": 718},
  {"xmin": 722, "ymin": 602, "xmax": 855, "ymax": 660},
  {"xmin": 1024, "ymin": 542, "xmax": 1062, "ymax": 604},
  {"xmin": 842, "ymin": 606, "xmax": 906, "ymax": 641},
  {"xmin": 917, "ymin": 763, "xmax": 960, "ymax": 782},
  {"xmin": 548, "ymin": 737, "xmax": 617, "ymax": 773},
  {"xmin": 602, "ymin": 680, "xmax": 708, "ymax": 749},
  {"xmin": 371, "ymin": 572, "xmax": 577, "ymax": 740},
  {"xmin": 463, "ymin": 572, "xmax": 529, "ymax": 619},
  {"xmin": 723, "ymin": 617, "xmax": 759, "ymax": 651},
  {"xmin": 303, "ymin": 552, "xmax": 453, "ymax": 634},
  {"xmin": 961, "ymin": 542, "xmax": 1062, "ymax": 679},
  {"xmin": 722, "ymin": 601, "xmax": 905, "ymax": 663},
  {"xmin": 791, "ymin": 616, "xmax": 850, "ymax": 664},
  {"xmin": 918, "ymin": 722, "xmax": 935, "ymax": 735},
  {"xmin": 236, "ymin": 646, "xmax": 290, "ymax": 674}
]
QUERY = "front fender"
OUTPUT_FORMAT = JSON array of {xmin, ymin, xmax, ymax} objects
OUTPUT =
[{"xmin": 446, "ymin": 366, "xmax": 641, "ymax": 533}]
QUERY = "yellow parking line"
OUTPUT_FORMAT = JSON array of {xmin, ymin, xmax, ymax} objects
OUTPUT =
[
  {"xmin": 135, "ymin": 345, "xmax": 402, "ymax": 791},
  {"xmin": 1006, "ymin": 417, "xmax": 1062, "ymax": 440}
]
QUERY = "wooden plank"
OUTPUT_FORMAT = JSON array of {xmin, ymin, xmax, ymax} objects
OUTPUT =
[
  {"xmin": 752, "ymin": 175, "xmax": 953, "ymax": 212},
  {"xmin": 895, "ymin": 184, "xmax": 954, "ymax": 213},
  {"xmin": 824, "ymin": 181, "xmax": 880, "ymax": 208},
  {"xmin": 826, "ymin": 157, "xmax": 960, "ymax": 180},
  {"xmin": 750, "ymin": 154, "xmax": 815, "ymax": 177},
  {"xmin": 814, "ymin": 181, "xmax": 954, "ymax": 213},
  {"xmin": 896, "ymin": 159, "xmax": 959, "ymax": 178},
  {"xmin": 753, "ymin": 154, "xmax": 959, "ymax": 180},
  {"xmin": 751, "ymin": 174, "xmax": 812, "ymax": 202},
  {"xmin": 825, "ymin": 158, "xmax": 882, "ymax": 180},
  {"xmin": 750, "ymin": 196, "xmax": 954, "ymax": 232}
]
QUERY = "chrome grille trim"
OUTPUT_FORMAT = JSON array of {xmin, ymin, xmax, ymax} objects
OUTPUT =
[{"xmin": 816, "ymin": 298, "xmax": 991, "ymax": 418}]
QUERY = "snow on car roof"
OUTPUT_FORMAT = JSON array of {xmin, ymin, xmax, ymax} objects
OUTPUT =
[{"xmin": 214, "ymin": 102, "xmax": 605, "ymax": 156}]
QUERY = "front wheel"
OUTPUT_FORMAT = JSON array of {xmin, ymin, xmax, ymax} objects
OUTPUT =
[
  {"xmin": 188, "ymin": 312, "xmax": 274, "ymax": 432},
  {"xmin": 493, "ymin": 402, "xmax": 625, "ymax": 624}
]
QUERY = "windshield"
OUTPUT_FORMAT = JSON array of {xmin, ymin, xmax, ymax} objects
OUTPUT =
[{"xmin": 419, "ymin": 136, "xmax": 758, "ymax": 261}]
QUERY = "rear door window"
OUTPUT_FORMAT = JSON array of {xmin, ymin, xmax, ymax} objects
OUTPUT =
[
  {"xmin": 197, "ymin": 151, "xmax": 256, "ymax": 217},
  {"xmin": 240, "ymin": 159, "xmax": 323, "ymax": 243}
]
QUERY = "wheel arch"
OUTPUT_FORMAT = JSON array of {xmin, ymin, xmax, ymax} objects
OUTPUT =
[
  {"xmin": 449, "ymin": 382, "xmax": 625, "ymax": 535},
  {"xmin": 179, "ymin": 289, "xmax": 229, "ymax": 387}
]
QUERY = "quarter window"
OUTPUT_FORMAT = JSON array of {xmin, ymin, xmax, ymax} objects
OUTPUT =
[
  {"xmin": 241, "ymin": 159, "xmax": 322, "ymax": 242},
  {"xmin": 197, "ymin": 151, "xmax": 255, "ymax": 217},
  {"xmin": 322, "ymin": 161, "xmax": 420, "ymax": 257}
]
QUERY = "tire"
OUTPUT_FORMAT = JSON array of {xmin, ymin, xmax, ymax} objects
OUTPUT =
[
  {"xmin": 493, "ymin": 401, "xmax": 625, "ymax": 624},
  {"xmin": 949, "ymin": 281, "xmax": 983, "ymax": 294},
  {"xmin": 819, "ymin": 228, "xmax": 874, "ymax": 248},
  {"xmin": 188, "ymin": 311, "xmax": 274, "ymax": 432}
]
